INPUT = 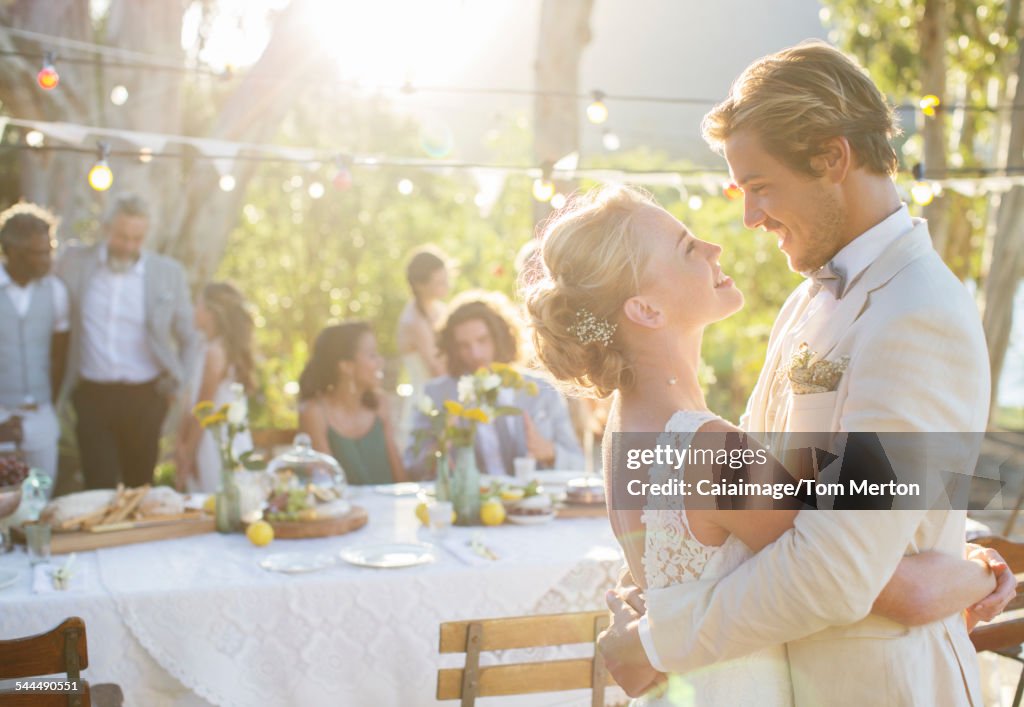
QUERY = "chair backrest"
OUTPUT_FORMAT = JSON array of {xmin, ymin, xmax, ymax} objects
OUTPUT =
[
  {"xmin": 250, "ymin": 428, "xmax": 298, "ymax": 455},
  {"xmin": 437, "ymin": 610, "xmax": 612, "ymax": 707},
  {"xmin": 0, "ymin": 617, "xmax": 91, "ymax": 706}
]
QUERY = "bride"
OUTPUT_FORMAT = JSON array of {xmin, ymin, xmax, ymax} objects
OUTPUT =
[{"xmin": 524, "ymin": 185, "xmax": 1003, "ymax": 705}]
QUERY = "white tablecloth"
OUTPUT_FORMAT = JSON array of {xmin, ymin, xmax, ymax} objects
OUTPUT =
[{"xmin": 0, "ymin": 486, "xmax": 624, "ymax": 706}]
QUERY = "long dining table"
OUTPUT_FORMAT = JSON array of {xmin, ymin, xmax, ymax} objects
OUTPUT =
[{"xmin": 0, "ymin": 481, "xmax": 625, "ymax": 706}]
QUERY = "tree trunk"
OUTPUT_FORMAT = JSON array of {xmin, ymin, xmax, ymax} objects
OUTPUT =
[
  {"xmin": 919, "ymin": 0, "xmax": 950, "ymax": 254},
  {"xmin": 532, "ymin": 0, "xmax": 594, "ymax": 224},
  {"xmin": 982, "ymin": 29, "xmax": 1024, "ymax": 421}
]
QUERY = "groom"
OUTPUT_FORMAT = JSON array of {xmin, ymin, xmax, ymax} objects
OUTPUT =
[{"xmin": 599, "ymin": 41, "xmax": 1013, "ymax": 705}]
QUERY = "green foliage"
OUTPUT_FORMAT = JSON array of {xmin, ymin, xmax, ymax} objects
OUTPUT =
[{"xmin": 219, "ymin": 93, "xmax": 800, "ymax": 427}]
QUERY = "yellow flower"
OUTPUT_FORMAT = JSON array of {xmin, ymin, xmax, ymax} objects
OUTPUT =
[
  {"xmin": 525, "ymin": 381, "xmax": 539, "ymax": 396},
  {"xmin": 217, "ymin": 403, "xmax": 230, "ymax": 416},
  {"xmin": 192, "ymin": 401, "xmax": 215, "ymax": 418},
  {"xmin": 199, "ymin": 412, "xmax": 227, "ymax": 429},
  {"xmin": 489, "ymin": 362, "xmax": 510, "ymax": 374},
  {"xmin": 462, "ymin": 407, "xmax": 490, "ymax": 424},
  {"xmin": 443, "ymin": 400, "xmax": 464, "ymax": 416}
]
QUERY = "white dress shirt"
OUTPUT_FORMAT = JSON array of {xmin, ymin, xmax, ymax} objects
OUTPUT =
[
  {"xmin": 0, "ymin": 267, "xmax": 69, "ymax": 332},
  {"xmin": 79, "ymin": 246, "xmax": 162, "ymax": 383}
]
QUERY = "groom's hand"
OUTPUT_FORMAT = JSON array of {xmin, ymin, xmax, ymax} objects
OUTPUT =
[
  {"xmin": 965, "ymin": 544, "xmax": 1017, "ymax": 629},
  {"xmin": 599, "ymin": 590, "xmax": 664, "ymax": 697}
]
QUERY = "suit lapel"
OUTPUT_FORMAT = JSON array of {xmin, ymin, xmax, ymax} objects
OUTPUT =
[
  {"xmin": 804, "ymin": 222, "xmax": 933, "ymax": 363},
  {"xmin": 748, "ymin": 286, "xmax": 815, "ymax": 432}
]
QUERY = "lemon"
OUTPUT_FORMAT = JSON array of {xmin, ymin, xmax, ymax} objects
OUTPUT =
[
  {"xmin": 500, "ymin": 488, "xmax": 525, "ymax": 503},
  {"xmin": 202, "ymin": 495, "xmax": 216, "ymax": 515},
  {"xmin": 246, "ymin": 520, "xmax": 274, "ymax": 547},
  {"xmin": 480, "ymin": 499, "xmax": 506, "ymax": 526},
  {"xmin": 415, "ymin": 502, "xmax": 430, "ymax": 526}
]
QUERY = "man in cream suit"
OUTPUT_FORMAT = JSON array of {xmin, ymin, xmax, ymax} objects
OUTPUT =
[
  {"xmin": 57, "ymin": 194, "xmax": 198, "ymax": 489},
  {"xmin": 598, "ymin": 42, "xmax": 1011, "ymax": 705}
]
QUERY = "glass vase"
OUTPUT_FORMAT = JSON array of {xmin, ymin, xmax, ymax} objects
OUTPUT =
[
  {"xmin": 450, "ymin": 445, "xmax": 480, "ymax": 526},
  {"xmin": 215, "ymin": 464, "xmax": 243, "ymax": 534},
  {"xmin": 435, "ymin": 451, "xmax": 451, "ymax": 503}
]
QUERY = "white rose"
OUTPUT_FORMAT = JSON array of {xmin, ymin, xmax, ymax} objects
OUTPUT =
[
  {"xmin": 457, "ymin": 375, "xmax": 476, "ymax": 403},
  {"xmin": 227, "ymin": 397, "xmax": 248, "ymax": 426},
  {"xmin": 229, "ymin": 382, "xmax": 245, "ymax": 397}
]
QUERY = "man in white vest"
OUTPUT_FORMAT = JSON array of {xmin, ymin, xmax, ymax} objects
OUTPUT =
[
  {"xmin": 0, "ymin": 203, "xmax": 69, "ymax": 489},
  {"xmin": 599, "ymin": 42, "xmax": 1010, "ymax": 706}
]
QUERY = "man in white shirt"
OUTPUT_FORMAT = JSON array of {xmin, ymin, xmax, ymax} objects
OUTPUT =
[
  {"xmin": 56, "ymin": 194, "xmax": 198, "ymax": 489},
  {"xmin": 0, "ymin": 203, "xmax": 69, "ymax": 487}
]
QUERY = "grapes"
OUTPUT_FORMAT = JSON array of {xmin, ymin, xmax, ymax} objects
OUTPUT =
[{"xmin": 0, "ymin": 455, "xmax": 29, "ymax": 489}]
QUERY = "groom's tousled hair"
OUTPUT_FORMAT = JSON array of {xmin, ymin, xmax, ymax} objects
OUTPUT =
[{"xmin": 702, "ymin": 40, "xmax": 900, "ymax": 178}]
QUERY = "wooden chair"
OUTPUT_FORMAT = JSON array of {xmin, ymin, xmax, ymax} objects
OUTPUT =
[
  {"xmin": 437, "ymin": 610, "xmax": 613, "ymax": 706},
  {"xmin": 0, "ymin": 617, "xmax": 91, "ymax": 707},
  {"xmin": 971, "ymin": 536, "xmax": 1024, "ymax": 707},
  {"xmin": 250, "ymin": 428, "xmax": 298, "ymax": 457}
]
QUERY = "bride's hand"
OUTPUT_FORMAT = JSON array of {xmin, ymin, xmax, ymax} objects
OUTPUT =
[
  {"xmin": 598, "ymin": 590, "xmax": 665, "ymax": 697},
  {"xmin": 965, "ymin": 544, "xmax": 1017, "ymax": 629}
]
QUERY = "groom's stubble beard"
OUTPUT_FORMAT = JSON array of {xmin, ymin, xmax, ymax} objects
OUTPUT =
[{"xmin": 786, "ymin": 186, "xmax": 846, "ymax": 273}]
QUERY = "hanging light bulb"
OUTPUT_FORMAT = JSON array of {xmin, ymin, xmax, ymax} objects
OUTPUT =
[
  {"xmin": 532, "ymin": 179, "xmax": 555, "ymax": 202},
  {"xmin": 586, "ymin": 90, "xmax": 608, "ymax": 124},
  {"xmin": 87, "ymin": 142, "xmax": 113, "ymax": 192},
  {"xmin": 919, "ymin": 94, "xmax": 940, "ymax": 117},
  {"xmin": 138, "ymin": 148, "xmax": 153, "ymax": 163},
  {"xmin": 110, "ymin": 85, "xmax": 129, "ymax": 106},
  {"xmin": 601, "ymin": 130, "xmax": 621, "ymax": 151},
  {"xmin": 723, "ymin": 183, "xmax": 743, "ymax": 200},
  {"xmin": 550, "ymin": 193, "xmax": 567, "ymax": 210},
  {"xmin": 687, "ymin": 195, "xmax": 704, "ymax": 211},
  {"xmin": 36, "ymin": 52, "xmax": 59, "ymax": 90},
  {"xmin": 25, "ymin": 131, "xmax": 44, "ymax": 148},
  {"xmin": 397, "ymin": 178, "xmax": 414, "ymax": 195},
  {"xmin": 308, "ymin": 181, "xmax": 325, "ymax": 199},
  {"xmin": 218, "ymin": 174, "xmax": 236, "ymax": 192},
  {"xmin": 910, "ymin": 181, "xmax": 935, "ymax": 205},
  {"xmin": 332, "ymin": 155, "xmax": 353, "ymax": 191}
]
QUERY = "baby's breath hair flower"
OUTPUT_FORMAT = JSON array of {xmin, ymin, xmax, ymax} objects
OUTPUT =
[{"xmin": 568, "ymin": 308, "xmax": 617, "ymax": 347}]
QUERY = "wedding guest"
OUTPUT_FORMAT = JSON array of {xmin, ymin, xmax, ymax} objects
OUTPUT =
[
  {"xmin": 298, "ymin": 322, "xmax": 406, "ymax": 485},
  {"xmin": 56, "ymin": 193, "xmax": 199, "ymax": 489},
  {"xmin": 175, "ymin": 282, "xmax": 255, "ymax": 492},
  {"xmin": 404, "ymin": 291, "xmax": 584, "ymax": 479},
  {"xmin": 0, "ymin": 203, "xmax": 68, "ymax": 488},
  {"xmin": 395, "ymin": 247, "xmax": 450, "ymax": 450}
]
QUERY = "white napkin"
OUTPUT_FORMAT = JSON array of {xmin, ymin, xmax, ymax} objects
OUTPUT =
[
  {"xmin": 32, "ymin": 560, "xmax": 96, "ymax": 594},
  {"xmin": 439, "ymin": 533, "xmax": 510, "ymax": 566}
]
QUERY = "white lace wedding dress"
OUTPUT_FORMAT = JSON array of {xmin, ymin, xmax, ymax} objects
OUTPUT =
[{"xmin": 629, "ymin": 410, "xmax": 793, "ymax": 706}]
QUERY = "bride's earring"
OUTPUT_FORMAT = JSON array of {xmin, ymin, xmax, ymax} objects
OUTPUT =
[{"xmin": 667, "ymin": 376, "xmax": 678, "ymax": 386}]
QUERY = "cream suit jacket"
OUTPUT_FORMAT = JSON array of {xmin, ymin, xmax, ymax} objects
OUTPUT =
[{"xmin": 645, "ymin": 221, "xmax": 991, "ymax": 706}]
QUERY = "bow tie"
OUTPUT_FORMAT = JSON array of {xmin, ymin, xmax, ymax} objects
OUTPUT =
[{"xmin": 807, "ymin": 262, "xmax": 845, "ymax": 299}]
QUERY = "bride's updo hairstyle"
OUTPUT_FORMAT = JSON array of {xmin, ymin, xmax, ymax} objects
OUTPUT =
[{"xmin": 525, "ymin": 184, "xmax": 657, "ymax": 398}]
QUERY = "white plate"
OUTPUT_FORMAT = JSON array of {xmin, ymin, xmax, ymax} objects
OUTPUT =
[
  {"xmin": 506, "ymin": 512, "xmax": 557, "ymax": 526},
  {"xmin": 339, "ymin": 542, "xmax": 436, "ymax": 569},
  {"xmin": 259, "ymin": 552, "xmax": 337, "ymax": 574},
  {"xmin": 0, "ymin": 568, "xmax": 18, "ymax": 590},
  {"xmin": 374, "ymin": 482, "xmax": 422, "ymax": 496}
]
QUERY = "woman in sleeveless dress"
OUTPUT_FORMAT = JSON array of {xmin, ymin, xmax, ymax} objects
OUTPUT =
[
  {"xmin": 298, "ymin": 322, "xmax": 406, "ymax": 485},
  {"xmin": 395, "ymin": 247, "xmax": 450, "ymax": 452},
  {"xmin": 175, "ymin": 282, "xmax": 255, "ymax": 493},
  {"xmin": 525, "ymin": 185, "xmax": 1000, "ymax": 705}
]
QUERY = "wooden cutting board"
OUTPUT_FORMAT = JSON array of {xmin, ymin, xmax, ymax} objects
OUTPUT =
[
  {"xmin": 268, "ymin": 505, "xmax": 368, "ymax": 539},
  {"xmin": 14, "ymin": 513, "xmax": 215, "ymax": 553},
  {"xmin": 555, "ymin": 502, "xmax": 607, "ymax": 519}
]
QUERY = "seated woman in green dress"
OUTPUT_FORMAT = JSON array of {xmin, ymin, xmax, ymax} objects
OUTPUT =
[{"xmin": 297, "ymin": 322, "xmax": 406, "ymax": 485}]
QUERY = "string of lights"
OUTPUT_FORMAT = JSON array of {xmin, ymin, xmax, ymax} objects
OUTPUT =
[{"xmin": 1, "ymin": 39, "xmax": 1022, "ymax": 115}]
